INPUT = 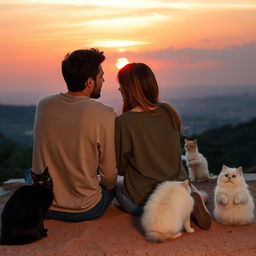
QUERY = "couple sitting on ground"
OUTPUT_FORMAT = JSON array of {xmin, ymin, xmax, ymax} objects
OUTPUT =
[{"xmin": 27, "ymin": 48, "xmax": 211, "ymax": 229}]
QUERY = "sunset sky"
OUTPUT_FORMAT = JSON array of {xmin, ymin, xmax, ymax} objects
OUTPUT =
[{"xmin": 0, "ymin": 0, "xmax": 256, "ymax": 107}]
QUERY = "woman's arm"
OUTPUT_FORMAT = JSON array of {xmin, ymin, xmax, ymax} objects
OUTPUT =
[{"xmin": 115, "ymin": 116, "xmax": 131, "ymax": 175}]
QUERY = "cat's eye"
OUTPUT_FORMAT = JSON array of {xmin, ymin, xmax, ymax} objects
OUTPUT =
[
  {"xmin": 232, "ymin": 175, "xmax": 236, "ymax": 178},
  {"xmin": 225, "ymin": 174, "xmax": 228, "ymax": 177}
]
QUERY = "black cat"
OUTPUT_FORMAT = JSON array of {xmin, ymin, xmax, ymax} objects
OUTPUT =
[{"xmin": 0, "ymin": 167, "xmax": 54, "ymax": 245}]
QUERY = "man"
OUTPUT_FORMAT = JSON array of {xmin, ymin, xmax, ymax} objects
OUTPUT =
[{"xmin": 32, "ymin": 49, "xmax": 117, "ymax": 222}]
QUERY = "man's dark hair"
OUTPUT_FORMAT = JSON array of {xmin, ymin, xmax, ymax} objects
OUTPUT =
[{"xmin": 61, "ymin": 48, "xmax": 105, "ymax": 92}]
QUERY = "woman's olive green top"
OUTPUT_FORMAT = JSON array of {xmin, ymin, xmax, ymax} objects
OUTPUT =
[{"xmin": 115, "ymin": 105, "xmax": 186, "ymax": 205}]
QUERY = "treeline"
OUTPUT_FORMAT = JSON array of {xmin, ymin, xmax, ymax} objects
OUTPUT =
[
  {"xmin": 182, "ymin": 118, "xmax": 256, "ymax": 174},
  {"xmin": 0, "ymin": 133, "xmax": 32, "ymax": 184},
  {"xmin": 0, "ymin": 104, "xmax": 35, "ymax": 145}
]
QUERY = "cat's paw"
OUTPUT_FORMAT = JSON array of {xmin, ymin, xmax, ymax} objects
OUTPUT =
[
  {"xmin": 233, "ymin": 197, "xmax": 241, "ymax": 205},
  {"xmin": 171, "ymin": 232, "xmax": 182, "ymax": 239},
  {"xmin": 234, "ymin": 195, "xmax": 247, "ymax": 205},
  {"xmin": 186, "ymin": 227, "xmax": 195, "ymax": 233},
  {"xmin": 218, "ymin": 195, "xmax": 228, "ymax": 205},
  {"xmin": 188, "ymin": 162, "xmax": 196, "ymax": 167}
]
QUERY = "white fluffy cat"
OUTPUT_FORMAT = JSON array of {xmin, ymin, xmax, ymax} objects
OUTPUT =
[
  {"xmin": 214, "ymin": 165, "xmax": 255, "ymax": 225},
  {"xmin": 184, "ymin": 139, "xmax": 217, "ymax": 182},
  {"xmin": 141, "ymin": 180, "xmax": 194, "ymax": 243}
]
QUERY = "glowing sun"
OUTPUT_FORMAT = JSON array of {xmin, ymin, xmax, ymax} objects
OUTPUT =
[{"xmin": 115, "ymin": 57, "xmax": 129, "ymax": 69}]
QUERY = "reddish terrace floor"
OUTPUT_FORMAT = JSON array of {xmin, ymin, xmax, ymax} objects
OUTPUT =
[{"xmin": 0, "ymin": 180, "xmax": 256, "ymax": 256}]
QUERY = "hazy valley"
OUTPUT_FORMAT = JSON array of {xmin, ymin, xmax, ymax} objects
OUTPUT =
[{"xmin": 1, "ymin": 93, "xmax": 256, "ymax": 145}]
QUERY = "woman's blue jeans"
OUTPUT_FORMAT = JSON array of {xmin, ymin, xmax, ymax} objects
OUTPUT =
[{"xmin": 114, "ymin": 177, "xmax": 143, "ymax": 216}]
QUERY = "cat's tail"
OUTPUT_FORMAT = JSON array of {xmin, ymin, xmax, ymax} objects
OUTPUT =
[
  {"xmin": 145, "ymin": 231, "xmax": 173, "ymax": 243},
  {"xmin": 208, "ymin": 174, "xmax": 218, "ymax": 180},
  {"xmin": 0, "ymin": 232, "xmax": 45, "ymax": 245}
]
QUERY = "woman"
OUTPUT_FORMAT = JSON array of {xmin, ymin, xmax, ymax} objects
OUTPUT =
[{"xmin": 115, "ymin": 63, "xmax": 211, "ymax": 229}]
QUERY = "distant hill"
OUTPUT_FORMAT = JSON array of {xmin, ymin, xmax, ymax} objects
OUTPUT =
[
  {"xmin": 169, "ymin": 93, "xmax": 256, "ymax": 135},
  {"xmin": 183, "ymin": 118, "xmax": 256, "ymax": 175},
  {"xmin": 1, "ymin": 94, "xmax": 256, "ymax": 144},
  {"xmin": 0, "ymin": 104, "xmax": 36, "ymax": 145}
]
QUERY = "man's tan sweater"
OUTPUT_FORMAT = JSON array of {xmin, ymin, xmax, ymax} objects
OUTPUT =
[{"xmin": 32, "ymin": 93, "xmax": 117, "ymax": 212}]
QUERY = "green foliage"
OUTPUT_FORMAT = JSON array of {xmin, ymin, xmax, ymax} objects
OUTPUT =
[
  {"xmin": 0, "ymin": 132, "xmax": 32, "ymax": 184},
  {"xmin": 184, "ymin": 118, "xmax": 256, "ymax": 175}
]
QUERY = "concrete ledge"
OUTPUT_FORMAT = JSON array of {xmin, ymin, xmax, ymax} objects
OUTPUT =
[
  {"xmin": 244, "ymin": 173, "xmax": 256, "ymax": 181},
  {"xmin": 2, "ymin": 178, "xmax": 25, "ymax": 192}
]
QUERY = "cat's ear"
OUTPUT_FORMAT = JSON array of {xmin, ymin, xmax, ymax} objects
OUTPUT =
[
  {"xmin": 43, "ymin": 167, "xmax": 49, "ymax": 174},
  {"xmin": 222, "ymin": 164, "xmax": 228, "ymax": 171},
  {"xmin": 31, "ymin": 171, "xmax": 37, "ymax": 182},
  {"xmin": 184, "ymin": 138, "xmax": 188, "ymax": 143},
  {"xmin": 183, "ymin": 180, "xmax": 189, "ymax": 188},
  {"xmin": 193, "ymin": 139, "xmax": 197, "ymax": 144},
  {"xmin": 237, "ymin": 167, "xmax": 243, "ymax": 175}
]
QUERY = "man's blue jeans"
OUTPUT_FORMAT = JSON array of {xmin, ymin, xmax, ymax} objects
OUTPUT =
[
  {"xmin": 45, "ymin": 189, "xmax": 113, "ymax": 222},
  {"xmin": 24, "ymin": 168, "xmax": 114, "ymax": 222}
]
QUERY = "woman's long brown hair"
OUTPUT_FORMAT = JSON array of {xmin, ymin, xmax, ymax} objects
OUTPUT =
[{"xmin": 117, "ymin": 63, "xmax": 182, "ymax": 132}]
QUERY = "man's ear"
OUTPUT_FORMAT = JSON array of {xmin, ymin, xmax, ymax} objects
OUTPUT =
[{"xmin": 86, "ymin": 77, "xmax": 95, "ymax": 88}]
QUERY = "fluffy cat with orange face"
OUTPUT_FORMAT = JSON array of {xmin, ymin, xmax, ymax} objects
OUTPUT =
[
  {"xmin": 141, "ymin": 180, "xmax": 194, "ymax": 243},
  {"xmin": 214, "ymin": 165, "xmax": 255, "ymax": 225},
  {"xmin": 184, "ymin": 139, "xmax": 216, "ymax": 182}
]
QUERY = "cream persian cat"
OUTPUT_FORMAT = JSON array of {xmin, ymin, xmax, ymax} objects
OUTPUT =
[
  {"xmin": 141, "ymin": 180, "xmax": 194, "ymax": 243},
  {"xmin": 184, "ymin": 139, "xmax": 217, "ymax": 182},
  {"xmin": 214, "ymin": 165, "xmax": 255, "ymax": 225}
]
